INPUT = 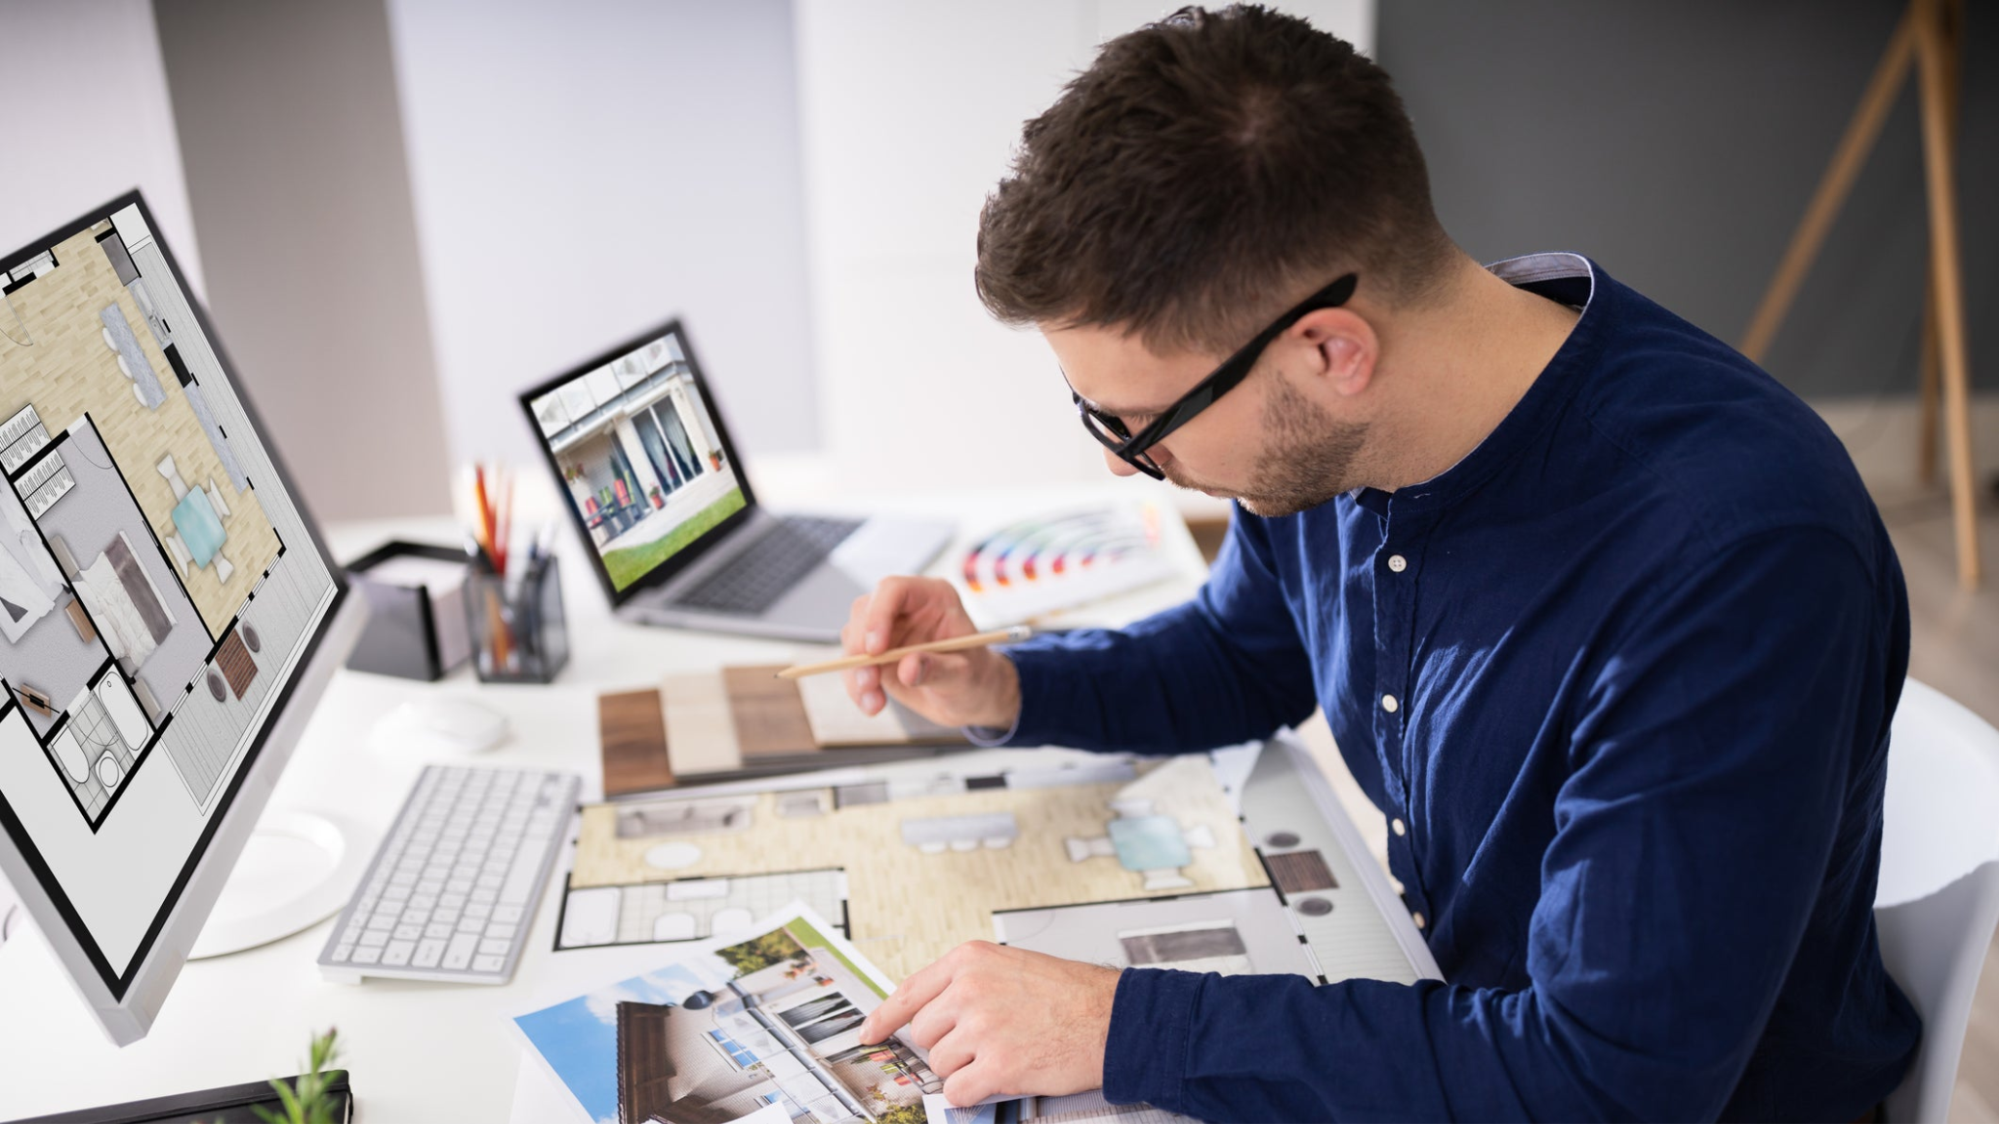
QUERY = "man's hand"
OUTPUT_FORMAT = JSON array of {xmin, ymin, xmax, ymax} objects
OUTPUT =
[
  {"xmin": 841, "ymin": 576, "xmax": 1021, "ymax": 730},
  {"xmin": 858, "ymin": 942, "xmax": 1120, "ymax": 1107}
]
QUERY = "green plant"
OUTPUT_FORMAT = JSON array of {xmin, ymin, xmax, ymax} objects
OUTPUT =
[{"xmin": 257, "ymin": 1027, "xmax": 342, "ymax": 1124}]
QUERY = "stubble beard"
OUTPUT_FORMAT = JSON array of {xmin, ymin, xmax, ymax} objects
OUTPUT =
[{"xmin": 1165, "ymin": 371, "xmax": 1368, "ymax": 519}]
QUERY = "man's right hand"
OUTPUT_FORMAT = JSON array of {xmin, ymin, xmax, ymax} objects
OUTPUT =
[{"xmin": 841, "ymin": 576, "xmax": 1021, "ymax": 731}]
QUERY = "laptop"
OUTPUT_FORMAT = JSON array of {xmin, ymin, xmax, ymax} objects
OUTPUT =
[{"xmin": 520, "ymin": 320, "xmax": 952, "ymax": 641}]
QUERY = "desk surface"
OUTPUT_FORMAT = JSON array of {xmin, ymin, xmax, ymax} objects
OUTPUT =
[{"xmin": 0, "ymin": 479, "xmax": 1223, "ymax": 1123}]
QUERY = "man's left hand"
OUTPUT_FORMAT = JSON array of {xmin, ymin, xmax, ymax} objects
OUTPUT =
[{"xmin": 857, "ymin": 941, "xmax": 1121, "ymax": 1106}]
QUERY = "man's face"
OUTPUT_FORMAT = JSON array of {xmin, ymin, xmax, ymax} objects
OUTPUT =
[{"xmin": 1044, "ymin": 322, "xmax": 1370, "ymax": 518}]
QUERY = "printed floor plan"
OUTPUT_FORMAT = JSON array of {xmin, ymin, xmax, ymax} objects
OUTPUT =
[{"xmin": 561, "ymin": 745, "xmax": 1431, "ymax": 991}]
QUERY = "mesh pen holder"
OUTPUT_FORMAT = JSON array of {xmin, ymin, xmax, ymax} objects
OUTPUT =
[{"xmin": 464, "ymin": 554, "xmax": 569, "ymax": 683}]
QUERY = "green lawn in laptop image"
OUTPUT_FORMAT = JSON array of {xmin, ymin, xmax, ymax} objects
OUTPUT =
[{"xmin": 602, "ymin": 487, "xmax": 746, "ymax": 591}]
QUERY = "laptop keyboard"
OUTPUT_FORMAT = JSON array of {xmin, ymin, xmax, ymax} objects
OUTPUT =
[{"xmin": 674, "ymin": 515, "xmax": 863, "ymax": 615}]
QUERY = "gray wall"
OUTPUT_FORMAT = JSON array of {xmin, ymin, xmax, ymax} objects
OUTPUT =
[
  {"xmin": 153, "ymin": 0, "xmax": 453, "ymax": 519},
  {"xmin": 1379, "ymin": 0, "xmax": 1994, "ymax": 398}
]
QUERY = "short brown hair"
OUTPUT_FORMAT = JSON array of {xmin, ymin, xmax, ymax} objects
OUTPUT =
[{"xmin": 975, "ymin": 4, "xmax": 1453, "ymax": 353}]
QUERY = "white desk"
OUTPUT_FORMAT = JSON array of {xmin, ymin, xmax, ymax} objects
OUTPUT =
[{"xmin": 0, "ymin": 479, "xmax": 1219, "ymax": 1122}]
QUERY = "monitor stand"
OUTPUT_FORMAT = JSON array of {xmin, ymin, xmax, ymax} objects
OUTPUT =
[{"xmin": 188, "ymin": 809, "xmax": 372, "ymax": 960}]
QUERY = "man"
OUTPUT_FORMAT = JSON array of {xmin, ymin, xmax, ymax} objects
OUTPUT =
[{"xmin": 842, "ymin": 6, "xmax": 1920, "ymax": 1120}]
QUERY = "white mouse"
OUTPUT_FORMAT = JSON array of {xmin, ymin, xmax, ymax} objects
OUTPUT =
[{"xmin": 371, "ymin": 698, "xmax": 510, "ymax": 756}]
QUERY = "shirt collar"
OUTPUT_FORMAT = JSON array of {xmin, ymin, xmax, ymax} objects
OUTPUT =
[{"xmin": 1352, "ymin": 252, "xmax": 1609, "ymax": 514}]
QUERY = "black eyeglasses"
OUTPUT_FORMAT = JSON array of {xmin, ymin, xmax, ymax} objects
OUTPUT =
[{"xmin": 1069, "ymin": 273, "xmax": 1359, "ymax": 480}]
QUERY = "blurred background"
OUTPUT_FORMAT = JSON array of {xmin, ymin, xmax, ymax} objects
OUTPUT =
[{"xmin": 0, "ymin": 1, "xmax": 1993, "ymax": 1116}]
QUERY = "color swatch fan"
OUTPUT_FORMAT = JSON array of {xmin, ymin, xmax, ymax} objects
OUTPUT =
[{"xmin": 959, "ymin": 505, "xmax": 1175, "ymax": 625}]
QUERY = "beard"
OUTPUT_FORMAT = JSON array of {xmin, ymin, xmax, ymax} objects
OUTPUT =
[{"xmin": 1164, "ymin": 371, "xmax": 1368, "ymax": 518}]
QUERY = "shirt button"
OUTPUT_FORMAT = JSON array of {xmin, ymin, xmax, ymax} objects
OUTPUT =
[
  {"xmin": 1387, "ymin": 554, "xmax": 1407, "ymax": 572},
  {"xmin": 1391, "ymin": 817, "xmax": 1406, "ymax": 837},
  {"xmin": 1413, "ymin": 911, "xmax": 1427, "ymax": 930},
  {"xmin": 1381, "ymin": 694, "xmax": 1399, "ymax": 713}
]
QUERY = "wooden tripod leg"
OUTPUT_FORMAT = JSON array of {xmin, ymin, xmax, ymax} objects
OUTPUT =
[
  {"xmin": 1915, "ymin": 0, "xmax": 1980, "ymax": 587},
  {"xmin": 1740, "ymin": 8, "xmax": 1915, "ymax": 363},
  {"xmin": 1917, "ymin": 0, "xmax": 1962, "ymax": 488},
  {"xmin": 1919, "ymin": 277, "xmax": 1941, "ymax": 485}
]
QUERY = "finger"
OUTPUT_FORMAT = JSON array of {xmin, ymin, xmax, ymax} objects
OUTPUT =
[
  {"xmin": 859, "ymin": 956, "xmax": 957, "ymax": 1044},
  {"xmin": 905, "ymin": 998, "xmax": 961, "ymax": 1053},
  {"xmin": 942, "ymin": 1061, "xmax": 1006, "ymax": 1109},
  {"xmin": 923, "ymin": 1026, "xmax": 977, "ymax": 1078},
  {"xmin": 894, "ymin": 651, "xmax": 972, "ymax": 692},
  {"xmin": 845, "ymin": 595, "xmax": 870, "ymax": 653},
  {"xmin": 861, "ymin": 576, "xmax": 943, "ymax": 652}
]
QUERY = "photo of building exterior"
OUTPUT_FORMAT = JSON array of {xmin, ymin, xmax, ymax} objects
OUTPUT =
[{"xmin": 528, "ymin": 332, "xmax": 745, "ymax": 590}]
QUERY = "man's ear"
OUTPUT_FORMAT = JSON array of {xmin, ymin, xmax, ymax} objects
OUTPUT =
[{"xmin": 1293, "ymin": 308, "xmax": 1377, "ymax": 397}]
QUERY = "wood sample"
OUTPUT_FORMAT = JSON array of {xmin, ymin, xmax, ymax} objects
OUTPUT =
[
  {"xmin": 598, "ymin": 688, "xmax": 673, "ymax": 797},
  {"xmin": 721, "ymin": 665, "xmax": 818, "ymax": 757}
]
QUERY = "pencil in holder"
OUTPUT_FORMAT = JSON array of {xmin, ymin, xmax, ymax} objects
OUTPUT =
[{"xmin": 464, "ymin": 554, "xmax": 569, "ymax": 683}]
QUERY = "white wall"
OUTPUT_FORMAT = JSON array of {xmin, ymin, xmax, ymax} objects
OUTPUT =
[
  {"xmin": 0, "ymin": 0, "xmax": 203, "ymax": 292},
  {"xmin": 793, "ymin": 1, "xmax": 1375, "ymax": 499},
  {"xmin": 385, "ymin": 0, "xmax": 818, "ymax": 471}
]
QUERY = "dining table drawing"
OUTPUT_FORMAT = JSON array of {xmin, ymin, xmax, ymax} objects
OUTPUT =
[{"xmin": 158, "ymin": 453, "xmax": 235, "ymax": 583}]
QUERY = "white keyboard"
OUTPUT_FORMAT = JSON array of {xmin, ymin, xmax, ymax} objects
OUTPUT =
[{"xmin": 318, "ymin": 765, "xmax": 578, "ymax": 984}]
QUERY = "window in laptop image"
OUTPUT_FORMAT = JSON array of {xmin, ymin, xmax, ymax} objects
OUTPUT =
[
  {"xmin": 526, "ymin": 325, "xmax": 747, "ymax": 594},
  {"xmin": 0, "ymin": 194, "xmax": 345, "ymax": 1012}
]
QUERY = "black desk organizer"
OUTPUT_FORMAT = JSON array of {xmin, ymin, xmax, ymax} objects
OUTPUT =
[{"xmin": 342, "ymin": 540, "xmax": 471, "ymax": 681}]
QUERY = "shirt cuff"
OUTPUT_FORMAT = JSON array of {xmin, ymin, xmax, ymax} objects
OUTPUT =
[{"xmin": 1102, "ymin": 968, "xmax": 1201, "ymax": 1109}]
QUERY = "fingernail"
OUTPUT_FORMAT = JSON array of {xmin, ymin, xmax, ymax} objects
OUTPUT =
[
  {"xmin": 865, "ymin": 690, "xmax": 882, "ymax": 710},
  {"xmin": 908, "ymin": 656, "xmax": 923, "ymax": 686},
  {"xmin": 866, "ymin": 630, "xmax": 882, "ymax": 652}
]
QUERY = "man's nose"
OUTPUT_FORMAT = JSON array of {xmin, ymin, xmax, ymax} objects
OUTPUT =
[{"xmin": 1102, "ymin": 447, "xmax": 1140, "ymax": 477}]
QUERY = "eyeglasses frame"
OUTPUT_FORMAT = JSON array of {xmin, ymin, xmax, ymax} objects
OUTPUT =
[{"xmin": 1069, "ymin": 272, "xmax": 1361, "ymax": 480}]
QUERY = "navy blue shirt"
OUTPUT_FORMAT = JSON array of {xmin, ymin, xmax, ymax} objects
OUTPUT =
[{"xmin": 996, "ymin": 255, "xmax": 1920, "ymax": 1121}]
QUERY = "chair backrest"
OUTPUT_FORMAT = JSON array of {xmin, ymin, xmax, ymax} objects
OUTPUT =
[{"xmin": 1875, "ymin": 679, "xmax": 1999, "ymax": 1123}]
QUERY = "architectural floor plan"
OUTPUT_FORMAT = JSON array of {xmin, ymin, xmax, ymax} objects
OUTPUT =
[
  {"xmin": 561, "ymin": 741, "xmax": 1438, "ymax": 991},
  {"xmin": 0, "ymin": 194, "xmax": 341, "ymax": 978}
]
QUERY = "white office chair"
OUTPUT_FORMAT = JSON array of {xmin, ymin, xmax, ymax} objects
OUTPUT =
[{"xmin": 1874, "ymin": 678, "xmax": 1999, "ymax": 1123}]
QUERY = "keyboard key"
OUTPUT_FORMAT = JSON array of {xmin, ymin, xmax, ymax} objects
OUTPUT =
[
  {"xmin": 359, "ymin": 929, "xmax": 389, "ymax": 947},
  {"xmin": 414, "ymin": 939, "xmax": 446, "ymax": 968},
  {"xmin": 383, "ymin": 941, "xmax": 414, "ymax": 966},
  {"xmin": 493, "ymin": 905, "xmax": 524, "ymax": 924},
  {"xmin": 473, "ymin": 955, "xmax": 506, "ymax": 973},
  {"xmin": 425, "ymin": 922, "xmax": 453, "ymax": 940},
  {"xmin": 443, "ymin": 933, "xmax": 477, "ymax": 970},
  {"xmin": 457, "ymin": 917, "xmax": 484, "ymax": 934},
  {"xmin": 500, "ymin": 839, "xmax": 551, "ymax": 904},
  {"xmin": 486, "ymin": 923, "xmax": 517, "ymax": 941},
  {"xmin": 330, "ymin": 943, "xmax": 354, "ymax": 962},
  {"xmin": 478, "ymin": 938, "xmax": 511, "ymax": 956},
  {"xmin": 352, "ymin": 947, "xmax": 382, "ymax": 965}
]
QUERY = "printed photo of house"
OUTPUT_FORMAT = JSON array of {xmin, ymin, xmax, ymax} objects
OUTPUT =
[{"xmin": 616, "ymin": 920, "xmax": 938, "ymax": 1123}]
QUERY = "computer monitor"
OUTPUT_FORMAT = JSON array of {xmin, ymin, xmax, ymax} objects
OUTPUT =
[{"xmin": 0, "ymin": 192, "xmax": 366, "ymax": 1044}]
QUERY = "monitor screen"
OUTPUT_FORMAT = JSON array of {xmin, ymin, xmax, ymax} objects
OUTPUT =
[
  {"xmin": 0, "ymin": 195, "xmax": 343, "ymax": 998},
  {"xmin": 525, "ymin": 327, "xmax": 746, "ymax": 593}
]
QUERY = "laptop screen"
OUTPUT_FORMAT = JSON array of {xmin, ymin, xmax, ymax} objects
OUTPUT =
[{"xmin": 525, "ymin": 325, "xmax": 747, "ymax": 594}]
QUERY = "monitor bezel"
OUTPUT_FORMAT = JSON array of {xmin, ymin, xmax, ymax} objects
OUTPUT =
[
  {"xmin": 517, "ymin": 318, "xmax": 759, "ymax": 608},
  {"xmin": 0, "ymin": 190, "xmax": 359, "ymax": 1043}
]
